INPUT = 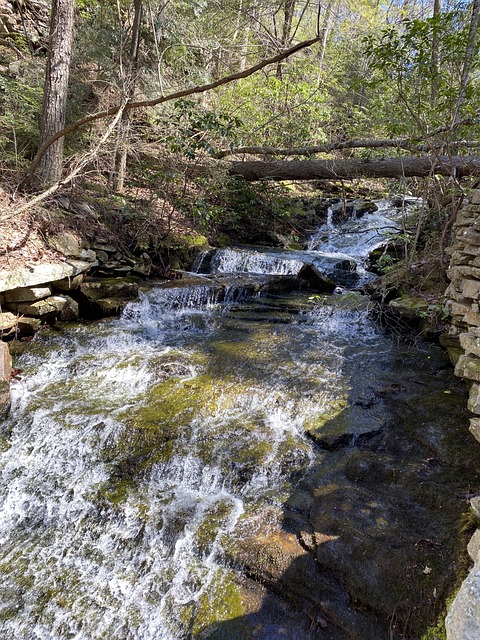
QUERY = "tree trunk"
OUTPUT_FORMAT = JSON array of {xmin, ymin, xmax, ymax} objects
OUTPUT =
[
  {"xmin": 112, "ymin": 0, "xmax": 143, "ymax": 193},
  {"xmin": 430, "ymin": 0, "xmax": 441, "ymax": 103},
  {"xmin": 318, "ymin": 0, "xmax": 333, "ymax": 70},
  {"xmin": 228, "ymin": 156, "xmax": 480, "ymax": 180},
  {"xmin": 33, "ymin": 0, "xmax": 74, "ymax": 189},
  {"xmin": 276, "ymin": 0, "xmax": 296, "ymax": 79},
  {"xmin": 25, "ymin": 35, "xmax": 320, "ymax": 183}
]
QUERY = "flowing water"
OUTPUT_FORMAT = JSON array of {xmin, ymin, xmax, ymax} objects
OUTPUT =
[{"xmin": 0, "ymin": 199, "xmax": 478, "ymax": 639}]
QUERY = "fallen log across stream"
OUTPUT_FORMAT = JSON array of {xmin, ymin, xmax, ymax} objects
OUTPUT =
[{"xmin": 228, "ymin": 155, "xmax": 480, "ymax": 180}]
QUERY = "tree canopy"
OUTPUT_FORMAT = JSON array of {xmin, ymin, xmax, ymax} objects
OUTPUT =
[{"xmin": 0, "ymin": 0, "xmax": 479, "ymax": 193}]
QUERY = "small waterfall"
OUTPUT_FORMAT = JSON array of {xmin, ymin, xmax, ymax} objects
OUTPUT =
[
  {"xmin": 326, "ymin": 206, "xmax": 334, "ymax": 228},
  {"xmin": 210, "ymin": 247, "xmax": 304, "ymax": 276}
]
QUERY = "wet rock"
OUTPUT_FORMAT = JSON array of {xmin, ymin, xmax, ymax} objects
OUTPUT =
[
  {"xmin": 17, "ymin": 317, "xmax": 42, "ymax": 334},
  {"xmin": 4, "ymin": 286, "xmax": 52, "ymax": 303},
  {"xmin": 224, "ymin": 507, "xmax": 394, "ymax": 640},
  {"xmin": 79, "ymin": 278, "xmax": 139, "ymax": 302},
  {"xmin": 77, "ymin": 278, "xmax": 140, "ymax": 317},
  {"xmin": 344, "ymin": 451, "xmax": 397, "ymax": 484},
  {"xmin": 347, "ymin": 201, "xmax": 378, "ymax": 218},
  {"xmin": 58, "ymin": 296, "xmax": 79, "ymax": 322},
  {"xmin": 298, "ymin": 263, "xmax": 336, "ymax": 293}
]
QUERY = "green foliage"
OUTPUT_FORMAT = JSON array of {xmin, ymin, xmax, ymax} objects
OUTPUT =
[
  {"xmin": 186, "ymin": 176, "xmax": 303, "ymax": 244},
  {"xmin": 0, "ymin": 65, "xmax": 43, "ymax": 163},
  {"xmin": 159, "ymin": 99, "xmax": 242, "ymax": 158},
  {"xmin": 216, "ymin": 61, "xmax": 330, "ymax": 147},
  {"xmin": 364, "ymin": 9, "xmax": 480, "ymax": 137}
]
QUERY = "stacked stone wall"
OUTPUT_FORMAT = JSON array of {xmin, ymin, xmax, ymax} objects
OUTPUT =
[{"xmin": 444, "ymin": 189, "xmax": 480, "ymax": 639}]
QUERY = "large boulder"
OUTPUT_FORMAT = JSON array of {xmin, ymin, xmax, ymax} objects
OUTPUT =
[{"xmin": 298, "ymin": 264, "xmax": 336, "ymax": 293}]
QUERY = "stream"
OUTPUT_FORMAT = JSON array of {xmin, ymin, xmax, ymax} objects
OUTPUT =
[{"xmin": 0, "ymin": 199, "xmax": 479, "ymax": 640}]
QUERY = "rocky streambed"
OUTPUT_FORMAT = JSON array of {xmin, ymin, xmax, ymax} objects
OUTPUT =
[{"xmin": 0, "ymin": 198, "xmax": 478, "ymax": 639}]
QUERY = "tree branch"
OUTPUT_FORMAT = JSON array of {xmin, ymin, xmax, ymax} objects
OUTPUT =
[
  {"xmin": 25, "ymin": 35, "xmax": 321, "ymax": 187},
  {"xmin": 215, "ymin": 138, "xmax": 480, "ymax": 159},
  {"xmin": 10, "ymin": 102, "xmax": 127, "ymax": 219}
]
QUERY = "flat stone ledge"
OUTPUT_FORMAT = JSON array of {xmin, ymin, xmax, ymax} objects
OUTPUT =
[{"xmin": 0, "ymin": 260, "xmax": 92, "ymax": 293}]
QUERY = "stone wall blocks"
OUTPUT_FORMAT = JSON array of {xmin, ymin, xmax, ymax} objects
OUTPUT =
[
  {"xmin": 468, "ymin": 382, "xmax": 480, "ymax": 413},
  {"xmin": 448, "ymin": 301, "xmax": 471, "ymax": 317},
  {"xmin": 463, "ymin": 310, "xmax": 480, "ymax": 326},
  {"xmin": 467, "ymin": 529, "xmax": 480, "ymax": 563},
  {"xmin": 4, "ymin": 286, "xmax": 52, "ymax": 303},
  {"xmin": 462, "ymin": 280, "xmax": 480, "ymax": 300},
  {"xmin": 455, "ymin": 354, "xmax": 480, "ymax": 382}
]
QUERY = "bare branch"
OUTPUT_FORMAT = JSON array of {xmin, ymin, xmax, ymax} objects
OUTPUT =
[
  {"xmin": 10, "ymin": 102, "xmax": 127, "ymax": 218},
  {"xmin": 25, "ymin": 35, "xmax": 321, "ymax": 186},
  {"xmin": 215, "ymin": 138, "xmax": 480, "ymax": 158}
]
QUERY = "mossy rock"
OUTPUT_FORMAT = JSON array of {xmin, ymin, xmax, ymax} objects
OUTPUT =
[
  {"xmin": 388, "ymin": 294, "xmax": 430, "ymax": 320},
  {"xmin": 190, "ymin": 569, "xmax": 248, "ymax": 638}
]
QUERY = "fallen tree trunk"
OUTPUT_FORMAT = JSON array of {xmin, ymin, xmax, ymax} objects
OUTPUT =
[
  {"xmin": 216, "ymin": 139, "xmax": 480, "ymax": 158},
  {"xmin": 229, "ymin": 155, "xmax": 480, "ymax": 180}
]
